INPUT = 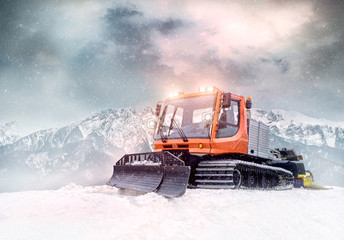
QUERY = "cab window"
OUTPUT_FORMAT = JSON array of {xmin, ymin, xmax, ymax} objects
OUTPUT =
[{"xmin": 216, "ymin": 100, "xmax": 239, "ymax": 138}]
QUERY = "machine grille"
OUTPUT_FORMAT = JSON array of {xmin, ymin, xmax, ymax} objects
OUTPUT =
[{"xmin": 248, "ymin": 120, "xmax": 270, "ymax": 158}]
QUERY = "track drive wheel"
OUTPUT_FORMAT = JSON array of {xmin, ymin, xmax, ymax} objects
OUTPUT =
[
  {"xmin": 259, "ymin": 173, "xmax": 270, "ymax": 189},
  {"xmin": 247, "ymin": 172, "xmax": 258, "ymax": 189},
  {"xmin": 233, "ymin": 169, "xmax": 242, "ymax": 189},
  {"xmin": 271, "ymin": 175, "xmax": 279, "ymax": 187}
]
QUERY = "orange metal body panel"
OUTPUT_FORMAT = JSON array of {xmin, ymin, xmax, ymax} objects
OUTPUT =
[
  {"xmin": 154, "ymin": 138, "xmax": 211, "ymax": 154},
  {"xmin": 153, "ymin": 88, "xmax": 249, "ymax": 155}
]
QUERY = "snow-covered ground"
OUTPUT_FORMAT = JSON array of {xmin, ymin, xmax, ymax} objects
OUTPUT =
[{"xmin": 0, "ymin": 185, "xmax": 343, "ymax": 240}]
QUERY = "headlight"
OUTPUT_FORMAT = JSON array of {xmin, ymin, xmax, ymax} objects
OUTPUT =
[
  {"xmin": 169, "ymin": 92, "xmax": 179, "ymax": 98},
  {"xmin": 206, "ymin": 86, "xmax": 214, "ymax": 92}
]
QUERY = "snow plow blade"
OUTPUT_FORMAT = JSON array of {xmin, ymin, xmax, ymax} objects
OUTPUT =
[
  {"xmin": 107, "ymin": 165, "xmax": 164, "ymax": 192},
  {"xmin": 107, "ymin": 152, "xmax": 191, "ymax": 197},
  {"xmin": 156, "ymin": 166, "xmax": 191, "ymax": 197}
]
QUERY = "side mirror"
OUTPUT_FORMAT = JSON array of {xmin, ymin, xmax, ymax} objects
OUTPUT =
[
  {"xmin": 147, "ymin": 118, "xmax": 157, "ymax": 129},
  {"xmin": 155, "ymin": 103, "xmax": 162, "ymax": 117},
  {"xmin": 222, "ymin": 93, "xmax": 231, "ymax": 108}
]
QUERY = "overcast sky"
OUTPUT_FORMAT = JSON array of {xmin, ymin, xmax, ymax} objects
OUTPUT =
[{"xmin": 0, "ymin": 0, "xmax": 343, "ymax": 134}]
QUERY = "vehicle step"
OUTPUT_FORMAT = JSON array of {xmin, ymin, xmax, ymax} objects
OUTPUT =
[
  {"xmin": 196, "ymin": 179, "xmax": 234, "ymax": 183},
  {"xmin": 196, "ymin": 168, "xmax": 234, "ymax": 171},
  {"xmin": 196, "ymin": 185, "xmax": 235, "ymax": 189},
  {"xmin": 195, "ymin": 174, "xmax": 233, "ymax": 177},
  {"xmin": 198, "ymin": 163, "xmax": 237, "ymax": 167},
  {"xmin": 199, "ymin": 160, "xmax": 237, "ymax": 164}
]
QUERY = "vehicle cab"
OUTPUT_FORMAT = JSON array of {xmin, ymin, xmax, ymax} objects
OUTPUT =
[{"xmin": 153, "ymin": 87, "xmax": 249, "ymax": 155}]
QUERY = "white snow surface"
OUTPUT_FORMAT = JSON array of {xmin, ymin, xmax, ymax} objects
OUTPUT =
[{"xmin": 0, "ymin": 185, "xmax": 343, "ymax": 240}]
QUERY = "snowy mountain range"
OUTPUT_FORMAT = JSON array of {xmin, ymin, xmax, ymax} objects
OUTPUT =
[
  {"xmin": 0, "ymin": 121, "xmax": 21, "ymax": 146},
  {"xmin": 252, "ymin": 109, "xmax": 344, "ymax": 150},
  {"xmin": 0, "ymin": 107, "xmax": 343, "ymax": 192},
  {"xmin": 0, "ymin": 108, "xmax": 155, "ymax": 192}
]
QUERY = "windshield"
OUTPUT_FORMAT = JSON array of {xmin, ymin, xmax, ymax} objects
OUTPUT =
[{"xmin": 156, "ymin": 94, "xmax": 216, "ymax": 139}]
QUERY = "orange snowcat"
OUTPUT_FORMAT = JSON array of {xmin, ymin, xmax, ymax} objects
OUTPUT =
[{"xmin": 108, "ymin": 87, "xmax": 317, "ymax": 197}]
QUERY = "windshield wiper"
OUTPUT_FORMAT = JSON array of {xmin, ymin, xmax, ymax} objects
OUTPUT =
[
  {"xmin": 172, "ymin": 119, "xmax": 188, "ymax": 142},
  {"xmin": 167, "ymin": 107, "xmax": 178, "ymax": 136},
  {"xmin": 156, "ymin": 112, "xmax": 167, "ymax": 143},
  {"xmin": 167, "ymin": 107, "xmax": 188, "ymax": 142}
]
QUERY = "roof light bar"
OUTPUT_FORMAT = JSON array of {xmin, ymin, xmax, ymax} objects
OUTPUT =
[
  {"xmin": 168, "ymin": 92, "xmax": 179, "ymax": 98},
  {"xmin": 207, "ymin": 86, "xmax": 214, "ymax": 92},
  {"xmin": 200, "ymin": 86, "xmax": 215, "ymax": 93}
]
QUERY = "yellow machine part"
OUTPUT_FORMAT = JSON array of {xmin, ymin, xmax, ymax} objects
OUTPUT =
[
  {"xmin": 298, "ymin": 172, "xmax": 329, "ymax": 190},
  {"xmin": 303, "ymin": 172, "xmax": 313, "ymax": 187}
]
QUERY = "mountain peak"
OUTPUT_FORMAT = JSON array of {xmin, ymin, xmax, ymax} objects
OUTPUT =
[
  {"xmin": 254, "ymin": 109, "xmax": 344, "ymax": 128},
  {"xmin": 0, "ymin": 121, "xmax": 21, "ymax": 146}
]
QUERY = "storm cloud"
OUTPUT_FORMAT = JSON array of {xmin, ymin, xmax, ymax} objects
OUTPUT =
[{"xmin": 0, "ymin": 0, "xmax": 343, "ymax": 133}]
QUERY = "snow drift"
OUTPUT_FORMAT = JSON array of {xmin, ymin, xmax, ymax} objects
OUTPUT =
[{"xmin": 0, "ymin": 185, "xmax": 343, "ymax": 240}]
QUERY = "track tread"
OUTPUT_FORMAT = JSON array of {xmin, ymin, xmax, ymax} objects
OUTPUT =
[{"xmin": 194, "ymin": 159, "xmax": 294, "ymax": 190}]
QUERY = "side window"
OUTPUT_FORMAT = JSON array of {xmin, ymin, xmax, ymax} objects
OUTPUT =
[{"xmin": 216, "ymin": 101, "xmax": 240, "ymax": 138}]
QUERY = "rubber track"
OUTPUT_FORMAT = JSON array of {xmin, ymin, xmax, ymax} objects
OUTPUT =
[
  {"xmin": 234, "ymin": 161, "xmax": 294, "ymax": 190},
  {"xmin": 194, "ymin": 159, "xmax": 294, "ymax": 190}
]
